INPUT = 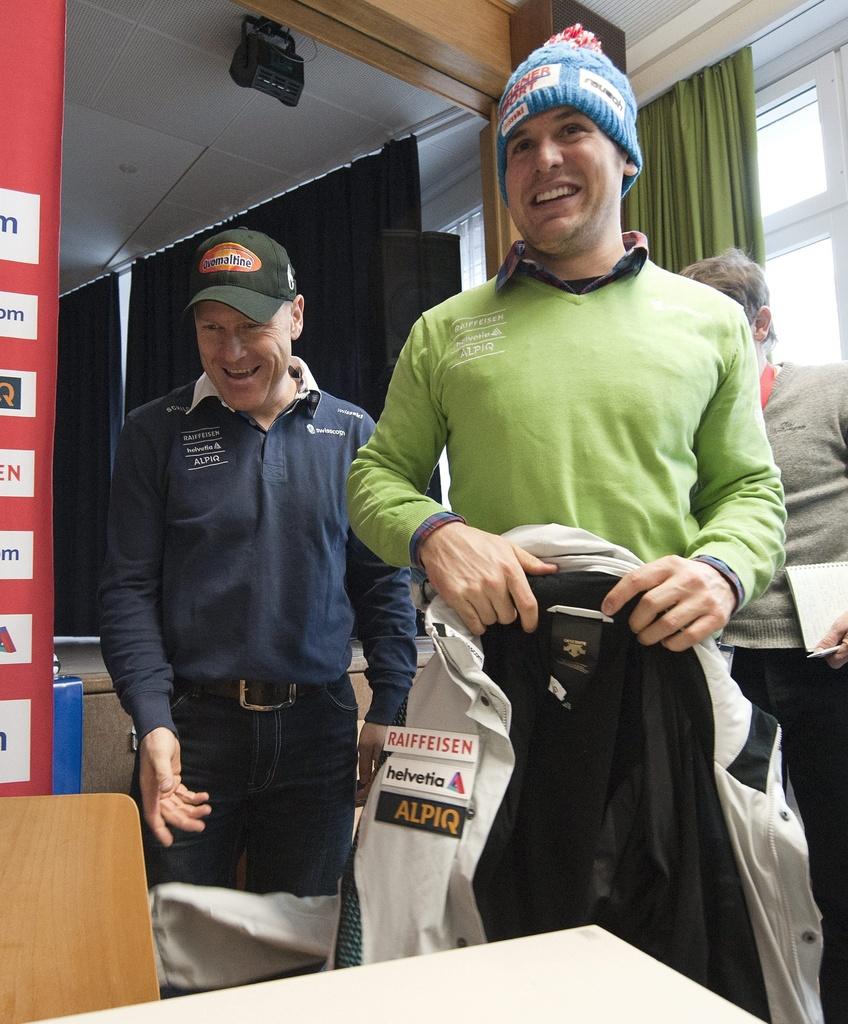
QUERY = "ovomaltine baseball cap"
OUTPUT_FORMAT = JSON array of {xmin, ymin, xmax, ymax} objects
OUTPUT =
[{"xmin": 185, "ymin": 226, "xmax": 297, "ymax": 322}]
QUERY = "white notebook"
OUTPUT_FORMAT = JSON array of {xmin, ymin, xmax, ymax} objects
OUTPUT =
[{"xmin": 784, "ymin": 562, "xmax": 848, "ymax": 651}]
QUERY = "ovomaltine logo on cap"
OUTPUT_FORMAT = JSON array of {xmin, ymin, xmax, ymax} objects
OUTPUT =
[{"xmin": 199, "ymin": 243, "xmax": 262, "ymax": 274}]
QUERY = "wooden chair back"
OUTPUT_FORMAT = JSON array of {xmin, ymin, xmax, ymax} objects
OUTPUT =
[{"xmin": 0, "ymin": 792, "xmax": 159, "ymax": 1021}]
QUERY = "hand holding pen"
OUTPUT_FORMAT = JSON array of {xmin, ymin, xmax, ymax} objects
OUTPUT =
[{"xmin": 808, "ymin": 611, "xmax": 848, "ymax": 668}]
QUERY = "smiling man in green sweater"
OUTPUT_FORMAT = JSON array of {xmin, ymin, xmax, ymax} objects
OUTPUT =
[
  {"xmin": 348, "ymin": 26, "xmax": 784, "ymax": 645},
  {"xmin": 343, "ymin": 29, "xmax": 798, "ymax": 1012}
]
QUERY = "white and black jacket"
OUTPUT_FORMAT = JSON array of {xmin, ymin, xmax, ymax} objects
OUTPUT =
[
  {"xmin": 151, "ymin": 526, "xmax": 821, "ymax": 1024},
  {"xmin": 336, "ymin": 526, "xmax": 822, "ymax": 1024}
]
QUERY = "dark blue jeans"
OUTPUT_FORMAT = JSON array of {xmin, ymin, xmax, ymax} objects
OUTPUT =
[
  {"xmin": 133, "ymin": 675, "xmax": 358, "ymax": 896},
  {"xmin": 731, "ymin": 647, "xmax": 848, "ymax": 1024}
]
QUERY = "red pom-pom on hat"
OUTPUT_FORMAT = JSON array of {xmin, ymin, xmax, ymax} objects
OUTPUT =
[{"xmin": 545, "ymin": 23, "xmax": 603, "ymax": 53}]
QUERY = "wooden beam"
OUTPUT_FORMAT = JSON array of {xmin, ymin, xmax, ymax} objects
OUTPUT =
[
  {"xmin": 238, "ymin": 0, "xmax": 515, "ymax": 275},
  {"xmin": 480, "ymin": 106, "xmax": 518, "ymax": 276},
  {"xmin": 243, "ymin": 0, "xmax": 513, "ymax": 114}
]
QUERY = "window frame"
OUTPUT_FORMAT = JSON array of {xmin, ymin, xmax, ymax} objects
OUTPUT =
[{"xmin": 757, "ymin": 48, "xmax": 848, "ymax": 360}]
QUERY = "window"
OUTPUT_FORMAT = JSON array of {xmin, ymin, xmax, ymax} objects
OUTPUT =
[
  {"xmin": 117, "ymin": 267, "xmax": 131, "ymax": 422},
  {"xmin": 445, "ymin": 208, "xmax": 486, "ymax": 291},
  {"xmin": 756, "ymin": 87, "xmax": 827, "ymax": 218},
  {"xmin": 756, "ymin": 50, "xmax": 848, "ymax": 363},
  {"xmin": 439, "ymin": 207, "xmax": 487, "ymax": 507},
  {"xmin": 766, "ymin": 239, "xmax": 841, "ymax": 364}
]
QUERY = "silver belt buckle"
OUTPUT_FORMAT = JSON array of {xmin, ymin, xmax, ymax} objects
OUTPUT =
[{"xmin": 239, "ymin": 680, "xmax": 296, "ymax": 711}]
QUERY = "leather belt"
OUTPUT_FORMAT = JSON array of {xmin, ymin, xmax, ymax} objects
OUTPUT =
[{"xmin": 198, "ymin": 679, "xmax": 297, "ymax": 711}]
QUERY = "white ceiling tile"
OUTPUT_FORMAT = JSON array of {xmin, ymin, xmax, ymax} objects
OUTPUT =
[
  {"xmin": 105, "ymin": 201, "xmax": 228, "ymax": 269},
  {"xmin": 78, "ymin": 0, "xmax": 154, "ymax": 17},
  {"xmin": 60, "ymin": 258, "xmax": 113, "ymax": 295},
  {"xmin": 587, "ymin": 0, "xmax": 700, "ymax": 46},
  {"xmin": 418, "ymin": 119, "xmax": 484, "ymax": 185},
  {"xmin": 166, "ymin": 149, "xmax": 298, "ymax": 219},
  {"xmin": 64, "ymin": 1, "xmax": 138, "ymax": 105},
  {"xmin": 60, "ymin": 104, "xmax": 204, "ymax": 286},
  {"xmin": 213, "ymin": 89, "xmax": 383, "ymax": 178},
  {"xmin": 60, "ymin": 189, "xmax": 147, "ymax": 275},
  {"xmin": 62, "ymin": 104, "xmax": 203, "ymax": 223},
  {"xmin": 91, "ymin": 24, "xmax": 254, "ymax": 145},
  {"xmin": 138, "ymin": 0, "xmax": 246, "ymax": 60},
  {"xmin": 300, "ymin": 41, "xmax": 452, "ymax": 126}
]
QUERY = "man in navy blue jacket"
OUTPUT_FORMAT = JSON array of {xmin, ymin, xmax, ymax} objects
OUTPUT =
[{"xmin": 100, "ymin": 227, "xmax": 417, "ymax": 895}]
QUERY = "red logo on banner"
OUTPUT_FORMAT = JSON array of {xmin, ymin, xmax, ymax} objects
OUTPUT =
[{"xmin": 0, "ymin": 626, "xmax": 18, "ymax": 654}]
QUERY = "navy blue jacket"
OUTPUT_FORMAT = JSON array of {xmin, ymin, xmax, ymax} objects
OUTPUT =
[{"xmin": 99, "ymin": 372, "xmax": 417, "ymax": 740}]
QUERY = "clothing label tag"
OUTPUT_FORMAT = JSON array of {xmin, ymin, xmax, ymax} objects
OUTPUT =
[
  {"xmin": 375, "ymin": 791, "xmax": 466, "ymax": 838},
  {"xmin": 384, "ymin": 726, "xmax": 478, "ymax": 763},
  {"xmin": 548, "ymin": 609, "xmax": 605, "ymax": 709},
  {"xmin": 382, "ymin": 755, "xmax": 475, "ymax": 803},
  {"xmin": 548, "ymin": 676, "xmax": 568, "ymax": 703},
  {"xmin": 547, "ymin": 604, "xmax": 614, "ymax": 623}
]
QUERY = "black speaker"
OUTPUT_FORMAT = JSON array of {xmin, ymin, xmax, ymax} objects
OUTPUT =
[
  {"xmin": 375, "ymin": 229, "xmax": 462, "ymax": 374},
  {"xmin": 229, "ymin": 19, "xmax": 304, "ymax": 107}
]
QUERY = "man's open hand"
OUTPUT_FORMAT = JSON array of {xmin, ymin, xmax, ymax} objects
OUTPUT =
[{"xmin": 139, "ymin": 727, "xmax": 211, "ymax": 847}]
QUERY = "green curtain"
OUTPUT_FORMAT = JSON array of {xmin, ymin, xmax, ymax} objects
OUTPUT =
[{"xmin": 623, "ymin": 47, "xmax": 764, "ymax": 272}]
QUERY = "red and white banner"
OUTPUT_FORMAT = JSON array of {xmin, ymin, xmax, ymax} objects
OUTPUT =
[{"xmin": 0, "ymin": 2, "xmax": 65, "ymax": 792}]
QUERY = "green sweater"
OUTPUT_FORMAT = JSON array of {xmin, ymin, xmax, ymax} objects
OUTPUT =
[{"xmin": 348, "ymin": 261, "xmax": 786, "ymax": 606}]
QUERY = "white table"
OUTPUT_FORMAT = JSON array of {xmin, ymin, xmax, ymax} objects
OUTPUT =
[{"xmin": 33, "ymin": 925, "xmax": 763, "ymax": 1023}]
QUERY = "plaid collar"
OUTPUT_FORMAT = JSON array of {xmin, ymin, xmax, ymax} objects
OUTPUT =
[{"xmin": 496, "ymin": 231, "xmax": 649, "ymax": 294}]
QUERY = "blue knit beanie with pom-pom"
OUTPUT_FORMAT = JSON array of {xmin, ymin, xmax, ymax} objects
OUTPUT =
[{"xmin": 497, "ymin": 24, "xmax": 642, "ymax": 202}]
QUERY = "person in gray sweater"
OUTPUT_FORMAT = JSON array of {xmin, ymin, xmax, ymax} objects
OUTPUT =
[{"xmin": 681, "ymin": 249, "xmax": 848, "ymax": 1024}]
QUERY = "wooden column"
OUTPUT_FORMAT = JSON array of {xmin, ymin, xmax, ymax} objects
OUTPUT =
[{"xmin": 480, "ymin": 107, "xmax": 518, "ymax": 276}]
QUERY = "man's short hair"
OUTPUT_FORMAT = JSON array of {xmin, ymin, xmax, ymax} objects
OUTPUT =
[{"xmin": 680, "ymin": 248, "xmax": 778, "ymax": 355}]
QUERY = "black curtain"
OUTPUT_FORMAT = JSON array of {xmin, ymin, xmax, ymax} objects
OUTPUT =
[
  {"xmin": 123, "ymin": 243, "xmax": 203, "ymax": 416},
  {"xmin": 125, "ymin": 137, "xmax": 421, "ymax": 419},
  {"xmin": 54, "ymin": 274, "xmax": 122, "ymax": 635}
]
